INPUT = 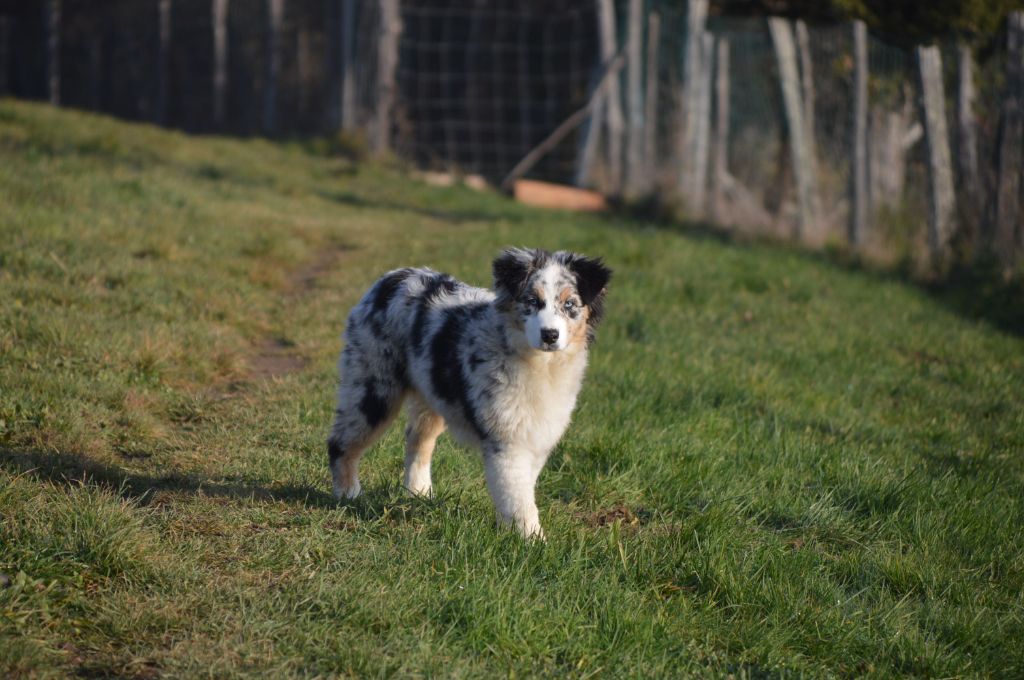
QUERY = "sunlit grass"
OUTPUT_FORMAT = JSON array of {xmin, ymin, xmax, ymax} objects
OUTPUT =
[{"xmin": 2, "ymin": 100, "xmax": 1022, "ymax": 677}]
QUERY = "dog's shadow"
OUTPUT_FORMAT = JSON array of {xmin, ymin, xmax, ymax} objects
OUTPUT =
[{"xmin": 0, "ymin": 446, "xmax": 444, "ymax": 522}]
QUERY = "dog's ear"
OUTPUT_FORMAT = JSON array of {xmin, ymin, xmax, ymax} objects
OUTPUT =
[
  {"xmin": 567, "ymin": 254, "xmax": 611, "ymax": 307},
  {"xmin": 566, "ymin": 254, "xmax": 611, "ymax": 337},
  {"xmin": 492, "ymin": 247, "xmax": 537, "ymax": 299}
]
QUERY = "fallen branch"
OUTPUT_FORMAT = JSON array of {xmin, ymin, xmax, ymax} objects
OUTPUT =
[{"xmin": 501, "ymin": 51, "xmax": 626, "ymax": 193}]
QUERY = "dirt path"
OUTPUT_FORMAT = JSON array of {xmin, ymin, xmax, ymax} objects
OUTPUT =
[{"xmin": 247, "ymin": 244, "xmax": 354, "ymax": 380}]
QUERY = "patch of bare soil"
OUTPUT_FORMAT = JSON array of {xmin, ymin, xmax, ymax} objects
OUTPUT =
[
  {"xmin": 285, "ymin": 243, "xmax": 356, "ymax": 294},
  {"xmin": 575, "ymin": 503, "xmax": 650, "ymax": 530},
  {"xmin": 249, "ymin": 338, "xmax": 308, "ymax": 380},
  {"xmin": 247, "ymin": 245, "xmax": 356, "ymax": 380}
]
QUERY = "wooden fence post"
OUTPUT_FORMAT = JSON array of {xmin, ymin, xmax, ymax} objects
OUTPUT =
[
  {"xmin": 768, "ymin": 17, "xmax": 818, "ymax": 240},
  {"xmin": 956, "ymin": 44, "xmax": 981, "ymax": 241},
  {"xmin": 340, "ymin": 0, "xmax": 357, "ymax": 130},
  {"xmin": 212, "ymin": 0, "xmax": 229, "ymax": 128},
  {"xmin": 575, "ymin": 2, "xmax": 613, "ymax": 188},
  {"xmin": 870, "ymin": 88, "xmax": 919, "ymax": 210},
  {"xmin": 794, "ymin": 20, "xmax": 815, "ymax": 155},
  {"xmin": 573, "ymin": 66, "xmax": 603, "ymax": 186},
  {"xmin": 678, "ymin": 0, "xmax": 708, "ymax": 207},
  {"xmin": 598, "ymin": 0, "xmax": 623, "ymax": 193},
  {"xmin": 46, "ymin": 0, "xmax": 60, "ymax": 105},
  {"xmin": 156, "ymin": 0, "xmax": 172, "ymax": 125},
  {"xmin": 625, "ymin": 0, "xmax": 644, "ymax": 196},
  {"xmin": 711, "ymin": 36, "xmax": 730, "ymax": 223},
  {"xmin": 374, "ymin": 0, "xmax": 401, "ymax": 155},
  {"xmin": 917, "ymin": 45, "xmax": 956, "ymax": 263},
  {"xmin": 690, "ymin": 33, "xmax": 714, "ymax": 216},
  {"xmin": 995, "ymin": 12, "xmax": 1024, "ymax": 263},
  {"xmin": 850, "ymin": 20, "xmax": 869, "ymax": 247},
  {"xmin": 643, "ymin": 11, "xmax": 660, "ymax": 192},
  {"xmin": 262, "ymin": 0, "xmax": 284, "ymax": 135}
]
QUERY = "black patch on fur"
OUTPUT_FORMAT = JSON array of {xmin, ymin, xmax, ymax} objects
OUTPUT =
[
  {"xmin": 563, "ymin": 253, "xmax": 612, "ymax": 342},
  {"xmin": 358, "ymin": 379, "xmax": 389, "ymax": 428},
  {"xmin": 492, "ymin": 248, "xmax": 550, "ymax": 303},
  {"xmin": 430, "ymin": 310, "xmax": 487, "ymax": 440},
  {"xmin": 495, "ymin": 323, "xmax": 511, "ymax": 355},
  {"xmin": 370, "ymin": 268, "xmax": 413, "ymax": 314},
  {"xmin": 412, "ymin": 274, "xmax": 459, "ymax": 354},
  {"xmin": 327, "ymin": 437, "xmax": 344, "ymax": 462},
  {"xmin": 381, "ymin": 346, "xmax": 407, "ymax": 384}
]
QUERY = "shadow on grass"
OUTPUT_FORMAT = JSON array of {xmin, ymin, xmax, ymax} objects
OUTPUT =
[
  {"xmin": 318, "ymin": 188, "xmax": 529, "ymax": 225},
  {"xmin": 0, "ymin": 446, "xmax": 448, "ymax": 523},
  {"xmin": 606, "ymin": 200, "xmax": 1024, "ymax": 338}
]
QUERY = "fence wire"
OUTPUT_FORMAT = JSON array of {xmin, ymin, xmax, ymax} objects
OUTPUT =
[{"xmin": 1, "ymin": 0, "xmax": 1019, "ymax": 263}]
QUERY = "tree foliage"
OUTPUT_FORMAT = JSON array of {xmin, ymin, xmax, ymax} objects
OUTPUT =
[{"xmin": 714, "ymin": 0, "xmax": 1024, "ymax": 43}]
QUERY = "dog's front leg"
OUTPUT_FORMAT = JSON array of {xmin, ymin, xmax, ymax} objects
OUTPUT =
[{"xmin": 483, "ymin": 449, "xmax": 545, "ymax": 539}]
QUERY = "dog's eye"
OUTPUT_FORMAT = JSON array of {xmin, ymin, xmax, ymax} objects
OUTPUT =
[
  {"xmin": 523, "ymin": 295, "xmax": 542, "ymax": 309},
  {"xmin": 563, "ymin": 299, "xmax": 577, "ymax": 312}
]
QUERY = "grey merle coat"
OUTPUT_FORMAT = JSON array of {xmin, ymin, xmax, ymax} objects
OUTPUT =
[{"xmin": 328, "ymin": 247, "xmax": 611, "ymax": 537}]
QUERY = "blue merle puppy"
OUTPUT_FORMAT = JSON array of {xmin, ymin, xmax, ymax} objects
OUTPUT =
[{"xmin": 327, "ymin": 247, "xmax": 611, "ymax": 538}]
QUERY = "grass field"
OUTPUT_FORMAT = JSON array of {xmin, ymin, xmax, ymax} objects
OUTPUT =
[{"xmin": 1, "ymin": 99, "xmax": 1023, "ymax": 678}]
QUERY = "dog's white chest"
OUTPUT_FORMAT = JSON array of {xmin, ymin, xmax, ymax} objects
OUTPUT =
[{"xmin": 489, "ymin": 351, "xmax": 587, "ymax": 452}]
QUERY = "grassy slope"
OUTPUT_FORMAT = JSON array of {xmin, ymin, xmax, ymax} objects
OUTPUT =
[{"xmin": 1, "ymin": 100, "xmax": 1022, "ymax": 678}]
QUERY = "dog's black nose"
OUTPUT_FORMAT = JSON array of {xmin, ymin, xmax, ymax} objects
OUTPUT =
[{"xmin": 540, "ymin": 328, "xmax": 559, "ymax": 344}]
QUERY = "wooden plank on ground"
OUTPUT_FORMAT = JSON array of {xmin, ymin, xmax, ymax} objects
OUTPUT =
[{"xmin": 514, "ymin": 180, "xmax": 608, "ymax": 212}]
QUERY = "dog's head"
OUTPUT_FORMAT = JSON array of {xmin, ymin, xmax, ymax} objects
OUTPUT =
[{"xmin": 492, "ymin": 247, "xmax": 612, "ymax": 352}]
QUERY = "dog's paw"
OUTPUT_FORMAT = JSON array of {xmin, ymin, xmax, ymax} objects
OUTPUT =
[
  {"xmin": 333, "ymin": 479, "xmax": 361, "ymax": 500},
  {"xmin": 404, "ymin": 482, "xmax": 433, "ymax": 498},
  {"xmin": 521, "ymin": 522, "xmax": 546, "ymax": 542},
  {"xmin": 497, "ymin": 515, "xmax": 546, "ymax": 541}
]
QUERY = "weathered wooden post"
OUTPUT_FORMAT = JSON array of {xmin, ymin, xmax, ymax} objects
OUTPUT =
[
  {"xmin": 690, "ymin": 32, "xmax": 714, "ymax": 216},
  {"xmin": 678, "ymin": 0, "xmax": 708, "ymax": 208},
  {"xmin": 768, "ymin": 17, "xmax": 818, "ymax": 240},
  {"xmin": 599, "ymin": 0, "xmax": 623, "ymax": 193},
  {"xmin": 45, "ymin": 0, "xmax": 60, "ymax": 105},
  {"xmin": 643, "ymin": 11, "xmax": 660, "ymax": 192},
  {"xmin": 711, "ymin": 37, "xmax": 730, "ymax": 223},
  {"xmin": 850, "ymin": 20, "xmax": 869, "ymax": 248},
  {"xmin": 625, "ymin": 0, "xmax": 643, "ymax": 195},
  {"xmin": 956, "ymin": 44, "xmax": 981, "ymax": 242},
  {"xmin": 576, "ymin": 0, "xmax": 623, "ymax": 191},
  {"xmin": 339, "ymin": 0, "xmax": 356, "ymax": 130},
  {"xmin": 327, "ymin": 0, "xmax": 357, "ymax": 132},
  {"xmin": 374, "ymin": 0, "xmax": 402, "ymax": 154},
  {"xmin": 794, "ymin": 20, "xmax": 815, "ymax": 155},
  {"xmin": 212, "ymin": 0, "xmax": 229, "ymax": 128},
  {"xmin": 156, "ymin": 0, "xmax": 172, "ymax": 125},
  {"xmin": 262, "ymin": 0, "xmax": 284, "ymax": 135},
  {"xmin": 870, "ymin": 90, "xmax": 920, "ymax": 211},
  {"xmin": 917, "ymin": 45, "xmax": 956, "ymax": 263},
  {"xmin": 995, "ymin": 12, "xmax": 1024, "ymax": 263}
]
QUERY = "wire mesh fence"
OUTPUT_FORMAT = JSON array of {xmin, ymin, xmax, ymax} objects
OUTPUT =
[{"xmin": 2, "ymin": 0, "xmax": 1021, "ymax": 267}]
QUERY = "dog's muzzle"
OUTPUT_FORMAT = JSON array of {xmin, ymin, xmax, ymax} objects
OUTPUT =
[{"xmin": 540, "ymin": 328, "xmax": 560, "ymax": 351}]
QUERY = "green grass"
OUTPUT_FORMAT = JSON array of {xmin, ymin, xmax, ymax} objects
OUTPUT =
[{"xmin": 1, "ymin": 99, "xmax": 1022, "ymax": 678}]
